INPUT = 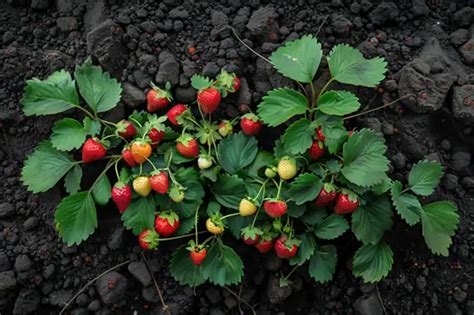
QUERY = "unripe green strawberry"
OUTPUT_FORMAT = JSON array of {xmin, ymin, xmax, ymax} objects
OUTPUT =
[
  {"xmin": 218, "ymin": 120, "xmax": 233, "ymax": 137},
  {"xmin": 170, "ymin": 186, "xmax": 185, "ymax": 203},
  {"xmin": 198, "ymin": 156, "xmax": 213, "ymax": 170},
  {"xmin": 264, "ymin": 167, "xmax": 277, "ymax": 178},
  {"xmin": 277, "ymin": 157, "xmax": 297, "ymax": 180}
]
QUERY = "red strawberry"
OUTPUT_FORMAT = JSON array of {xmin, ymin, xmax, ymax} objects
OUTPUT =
[
  {"xmin": 274, "ymin": 235, "xmax": 299, "ymax": 259},
  {"xmin": 116, "ymin": 120, "xmax": 136, "ymax": 138},
  {"xmin": 240, "ymin": 114, "xmax": 263, "ymax": 136},
  {"xmin": 148, "ymin": 128, "xmax": 165, "ymax": 149},
  {"xmin": 147, "ymin": 87, "xmax": 172, "ymax": 112},
  {"xmin": 255, "ymin": 238, "xmax": 274, "ymax": 253},
  {"xmin": 242, "ymin": 234, "xmax": 260, "ymax": 245},
  {"xmin": 138, "ymin": 229, "xmax": 159, "ymax": 250},
  {"xmin": 334, "ymin": 192, "xmax": 359, "ymax": 214},
  {"xmin": 176, "ymin": 134, "xmax": 199, "ymax": 158},
  {"xmin": 197, "ymin": 87, "xmax": 221, "ymax": 113},
  {"xmin": 348, "ymin": 130, "xmax": 354, "ymax": 137},
  {"xmin": 154, "ymin": 211, "xmax": 180, "ymax": 237},
  {"xmin": 167, "ymin": 104, "xmax": 188, "ymax": 125},
  {"xmin": 150, "ymin": 171, "xmax": 169, "ymax": 194},
  {"xmin": 314, "ymin": 183, "xmax": 337, "ymax": 208},
  {"xmin": 190, "ymin": 248, "xmax": 207, "ymax": 266},
  {"xmin": 230, "ymin": 76, "xmax": 240, "ymax": 93},
  {"xmin": 82, "ymin": 138, "xmax": 107, "ymax": 163},
  {"xmin": 317, "ymin": 128, "xmax": 325, "ymax": 142},
  {"xmin": 241, "ymin": 226, "xmax": 262, "ymax": 245},
  {"xmin": 122, "ymin": 147, "xmax": 138, "ymax": 167},
  {"xmin": 111, "ymin": 182, "xmax": 132, "ymax": 213},
  {"xmin": 263, "ymin": 200, "xmax": 288, "ymax": 218},
  {"xmin": 308, "ymin": 139, "xmax": 324, "ymax": 160}
]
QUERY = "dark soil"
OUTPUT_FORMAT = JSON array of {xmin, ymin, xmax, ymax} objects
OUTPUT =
[{"xmin": 1, "ymin": 0, "xmax": 473, "ymax": 314}]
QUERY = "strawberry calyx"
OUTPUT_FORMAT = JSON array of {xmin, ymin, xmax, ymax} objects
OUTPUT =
[
  {"xmin": 241, "ymin": 226, "xmax": 263, "ymax": 241},
  {"xmin": 186, "ymin": 240, "xmax": 206, "ymax": 253},
  {"xmin": 279, "ymin": 234, "xmax": 301, "ymax": 250},
  {"xmin": 176, "ymin": 133, "xmax": 194, "ymax": 146},
  {"xmin": 339, "ymin": 188, "xmax": 359, "ymax": 202},
  {"xmin": 322, "ymin": 183, "xmax": 336, "ymax": 193},
  {"xmin": 158, "ymin": 210, "xmax": 179, "ymax": 226},
  {"xmin": 150, "ymin": 81, "xmax": 173, "ymax": 102},
  {"xmin": 113, "ymin": 181, "xmax": 127, "ymax": 189},
  {"xmin": 169, "ymin": 185, "xmax": 185, "ymax": 203},
  {"xmin": 140, "ymin": 229, "xmax": 160, "ymax": 250},
  {"xmin": 242, "ymin": 113, "xmax": 260, "ymax": 122}
]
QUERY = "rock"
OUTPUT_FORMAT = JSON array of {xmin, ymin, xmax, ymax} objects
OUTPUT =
[
  {"xmin": 359, "ymin": 117, "xmax": 382, "ymax": 136},
  {"xmin": 122, "ymin": 83, "xmax": 146, "ymax": 109},
  {"xmin": 128, "ymin": 262, "xmax": 151, "ymax": 287},
  {"xmin": 412, "ymin": 0, "xmax": 429, "ymax": 16},
  {"xmin": 0, "ymin": 270, "xmax": 17, "ymax": 290},
  {"xmin": 391, "ymin": 152, "xmax": 407, "ymax": 170},
  {"xmin": 57, "ymin": 17, "xmax": 79, "ymax": 32},
  {"xmin": 96, "ymin": 271, "xmax": 128, "ymax": 305},
  {"xmin": 211, "ymin": 10, "xmax": 229, "ymax": 26},
  {"xmin": 0, "ymin": 253, "xmax": 11, "ymax": 272},
  {"xmin": 175, "ymin": 87, "xmax": 196, "ymax": 103},
  {"xmin": 169, "ymin": 8, "xmax": 189, "ymax": 19},
  {"xmin": 142, "ymin": 286, "xmax": 159, "ymax": 303},
  {"xmin": 462, "ymin": 176, "xmax": 474, "ymax": 188},
  {"xmin": 155, "ymin": 50, "xmax": 179, "ymax": 86},
  {"xmin": 452, "ymin": 85, "xmax": 474, "ymax": 125},
  {"xmin": 449, "ymin": 29, "xmax": 469, "ymax": 47},
  {"xmin": 459, "ymin": 38, "xmax": 474, "ymax": 65},
  {"xmin": 353, "ymin": 294, "xmax": 383, "ymax": 315},
  {"xmin": 331, "ymin": 14, "xmax": 352, "ymax": 35},
  {"xmin": 23, "ymin": 217, "xmax": 38, "ymax": 231},
  {"xmin": 133, "ymin": 70, "xmax": 151, "ymax": 89},
  {"xmin": 246, "ymin": 6, "xmax": 278, "ymax": 41},
  {"xmin": 13, "ymin": 289, "xmax": 40, "ymax": 314},
  {"xmin": 0, "ymin": 202, "xmax": 15, "ymax": 218},
  {"xmin": 453, "ymin": 7, "xmax": 474, "ymax": 27},
  {"xmin": 15, "ymin": 254, "xmax": 32, "ymax": 272},
  {"xmin": 49, "ymin": 289, "xmax": 74, "ymax": 306},
  {"xmin": 87, "ymin": 300, "xmax": 101, "ymax": 312},
  {"xmin": 237, "ymin": 77, "xmax": 252, "ymax": 105},
  {"xmin": 205, "ymin": 287, "xmax": 222, "ymax": 305},
  {"xmin": 443, "ymin": 174, "xmax": 459, "ymax": 191},
  {"xmin": 266, "ymin": 275, "xmax": 292, "ymax": 304},
  {"xmin": 107, "ymin": 226, "xmax": 124, "ymax": 250},
  {"xmin": 43, "ymin": 264, "xmax": 55, "ymax": 279},
  {"xmin": 202, "ymin": 62, "xmax": 220, "ymax": 78},
  {"xmin": 87, "ymin": 19, "xmax": 126, "ymax": 76},
  {"xmin": 369, "ymin": 2, "xmax": 399, "ymax": 25},
  {"xmin": 453, "ymin": 288, "xmax": 467, "ymax": 303},
  {"xmin": 30, "ymin": 0, "xmax": 49, "ymax": 9},
  {"xmin": 451, "ymin": 151, "xmax": 471, "ymax": 171}
]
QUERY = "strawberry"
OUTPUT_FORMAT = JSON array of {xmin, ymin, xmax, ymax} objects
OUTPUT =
[
  {"xmin": 240, "ymin": 114, "xmax": 262, "ymax": 136},
  {"xmin": 176, "ymin": 134, "xmax": 199, "ymax": 158},
  {"xmin": 241, "ymin": 226, "xmax": 262, "ymax": 245},
  {"xmin": 111, "ymin": 181, "xmax": 132, "ymax": 213},
  {"xmin": 274, "ymin": 235, "xmax": 299, "ymax": 259},
  {"xmin": 348, "ymin": 130, "xmax": 354, "ymax": 137},
  {"xmin": 255, "ymin": 238, "xmax": 273, "ymax": 253},
  {"xmin": 314, "ymin": 183, "xmax": 337, "ymax": 208},
  {"xmin": 263, "ymin": 199, "xmax": 288, "ymax": 218},
  {"xmin": 216, "ymin": 71, "xmax": 240, "ymax": 94},
  {"xmin": 148, "ymin": 128, "xmax": 165, "ymax": 149},
  {"xmin": 206, "ymin": 218, "xmax": 224, "ymax": 235},
  {"xmin": 116, "ymin": 120, "xmax": 137, "ymax": 138},
  {"xmin": 133, "ymin": 176, "xmax": 152, "ymax": 197},
  {"xmin": 334, "ymin": 191, "xmax": 359, "ymax": 214},
  {"xmin": 122, "ymin": 147, "xmax": 138, "ymax": 167},
  {"xmin": 167, "ymin": 104, "xmax": 188, "ymax": 125},
  {"xmin": 308, "ymin": 140, "xmax": 324, "ymax": 160},
  {"xmin": 147, "ymin": 83, "xmax": 172, "ymax": 112},
  {"xmin": 239, "ymin": 198, "xmax": 257, "ymax": 216},
  {"xmin": 317, "ymin": 127, "xmax": 325, "ymax": 142},
  {"xmin": 138, "ymin": 229, "xmax": 159, "ymax": 250},
  {"xmin": 169, "ymin": 186, "xmax": 185, "ymax": 203},
  {"xmin": 218, "ymin": 120, "xmax": 233, "ymax": 137},
  {"xmin": 190, "ymin": 248, "xmax": 207, "ymax": 266},
  {"xmin": 230, "ymin": 76, "xmax": 240, "ymax": 93},
  {"xmin": 198, "ymin": 156, "xmax": 213, "ymax": 170},
  {"xmin": 264, "ymin": 167, "xmax": 277, "ymax": 178},
  {"xmin": 150, "ymin": 171, "xmax": 169, "ymax": 194},
  {"xmin": 131, "ymin": 140, "xmax": 152, "ymax": 164},
  {"xmin": 197, "ymin": 87, "xmax": 221, "ymax": 113},
  {"xmin": 82, "ymin": 137, "xmax": 107, "ymax": 164},
  {"xmin": 155, "ymin": 211, "xmax": 180, "ymax": 237},
  {"xmin": 277, "ymin": 157, "xmax": 297, "ymax": 180}
]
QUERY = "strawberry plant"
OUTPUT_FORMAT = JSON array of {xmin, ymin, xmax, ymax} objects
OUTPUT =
[{"xmin": 21, "ymin": 35, "xmax": 459, "ymax": 290}]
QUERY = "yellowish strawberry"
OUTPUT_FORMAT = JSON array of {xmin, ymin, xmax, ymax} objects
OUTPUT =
[
  {"xmin": 133, "ymin": 176, "xmax": 152, "ymax": 197},
  {"xmin": 239, "ymin": 198, "xmax": 257, "ymax": 216},
  {"xmin": 277, "ymin": 157, "xmax": 297, "ymax": 180},
  {"xmin": 206, "ymin": 218, "xmax": 224, "ymax": 235}
]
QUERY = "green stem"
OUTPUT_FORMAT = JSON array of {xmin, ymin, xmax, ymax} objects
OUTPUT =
[
  {"xmin": 99, "ymin": 118, "xmax": 117, "ymax": 127},
  {"xmin": 194, "ymin": 205, "xmax": 200, "ymax": 244},
  {"xmin": 160, "ymin": 232, "xmax": 206, "ymax": 242},
  {"xmin": 282, "ymin": 265, "xmax": 300, "ymax": 281},
  {"xmin": 129, "ymin": 117, "xmax": 143, "ymax": 128},
  {"xmin": 252, "ymin": 179, "xmax": 268, "ymax": 202},
  {"xmin": 276, "ymin": 178, "xmax": 283, "ymax": 200},
  {"xmin": 317, "ymin": 77, "xmax": 334, "ymax": 104},
  {"xmin": 310, "ymin": 82, "xmax": 317, "ymax": 110},
  {"xmin": 201, "ymin": 236, "xmax": 215, "ymax": 247},
  {"xmin": 88, "ymin": 159, "xmax": 117, "ymax": 194},
  {"xmin": 73, "ymin": 105, "xmax": 95, "ymax": 120},
  {"xmin": 220, "ymin": 212, "xmax": 240, "ymax": 221},
  {"xmin": 114, "ymin": 159, "xmax": 121, "ymax": 181},
  {"xmin": 133, "ymin": 151, "xmax": 158, "ymax": 172}
]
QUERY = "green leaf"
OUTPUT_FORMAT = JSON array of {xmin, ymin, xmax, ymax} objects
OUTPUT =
[
  {"xmin": 390, "ymin": 181, "xmax": 421, "ymax": 225},
  {"xmin": 174, "ymin": 168, "xmax": 205, "ymax": 218},
  {"xmin": 218, "ymin": 132, "xmax": 258, "ymax": 174},
  {"xmin": 191, "ymin": 75, "xmax": 212, "ymax": 90},
  {"xmin": 301, "ymin": 207, "xmax": 327, "ymax": 225},
  {"xmin": 21, "ymin": 70, "xmax": 79, "ymax": 116},
  {"xmin": 74, "ymin": 59, "xmax": 122, "ymax": 113},
  {"xmin": 317, "ymin": 91, "xmax": 360, "ymax": 116},
  {"xmin": 207, "ymin": 201, "xmax": 221, "ymax": 216},
  {"xmin": 201, "ymin": 241, "xmax": 244, "ymax": 286},
  {"xmin": 226, "ymin": 216, "xmax": 253, "ymax": 239},
  {"xmin": 421, "ymin": 201, "xmax": 459, "ymax": 256},
  {"xmin": 309, "ymin": 245, "xmax": 337, "ymax": 283},
  {"xmin": 270, "ymin": 35, "xmax": 322, "ymax": 83},
  {"xmin": 289, "ymin": 234, "xmax": 316, "ymax": 266},
  {"xmin": 50, "ymin": 118, "xmax": 87, "ymax": 151},
  {"xmin": 91, "ymin": 175, "xmax": 111, "ymax": 205},
  {"xmin": 257, "ymin": 88, "xmax": 308, "ymax": 127},
  {"xmin": 176, "ymin": 216, "xmax": 197, "ymax": 236},
  {"xmin": 371, "ymin": 177, "xmax": 392, "ymax": 195},
  {"xmin": 170, "ymin": 245, "xmax": 206, "ymax": 287},
  {"xmin": 83, "ymin": 117, "xmax": 101, "ymax": 136},
  {"xmin": 247, "ymin": 151, "xmax": 275, "ymax": 179},
  {"xmin": 64, "ymin": 164, "xmax": 82, "ymax": 195},
  {"xmin": 316, "ymin": 114, "xmax": 347, "ymax": 154},
  {"xmin": 212, "ymin": 175, "xmax": 247, "ymax": 210},
  {"xmin": 314, "ymin": 214, "xmax": 349, "ymax": 240},
  {"xmin": 21, "ymin": 141, "xmax": 75, "ymax": 193},
  {"xmin": 54, "ymin": 192, "xmax": 97, "ymax": 246},
  {"xmin": 288, "ymin": 173, "xmax": 322, "ymax": 205},
  {"xmin": 287, "ymin": 201, "xmax": 307, "ymax": 218},
  {"xmin": 408, "ymin": 160, "xmax": 443, "ymax": 196},
  {"xmin": 341, "ymin": 129, "xmax": 389, "ymax": 187},
  {"xmin": 121, "ymin": 196, "xmax": 155, "ymax": 235},
  {"xmin": 352, "ymin": 195, "xmax": 392, "ymax": 245},
  {"xmin": 327, "ymin": 44, "xmax": 387, "ymax": 87},
  {"xmin": 282, "ymin": 118, "xmax": 316, "ymax": 155},
  {"xmin": 353, "ymin": 241, "xmax": 393, "ymax": 283}
]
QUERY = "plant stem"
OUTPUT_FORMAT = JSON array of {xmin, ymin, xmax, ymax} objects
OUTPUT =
[
  {"xmin": 88, "ymin": 159, "xmax": 118, "ymax": 194},
  {"xmin": 282, "ymin": 265, "xmax": 300, "ymax": 281},
  {"xmin": 224, "ymin": 25, "xmax": 272, "ymax": 64},
  {"xmin": 194, "ymin": 205, "xmax": 199, "ymax": 244},
  {"xmin": 316, "ymin": 77, "xmax": 334, "ymax": 105},
  {"xmin": 160, "ymin": 231, "xmax": 206, "ymax": 242},
  {"xmin": 343, "ymin": 94, "xmax": 414, "ymax": 120},
  {"xmin": 220, "ymin": 212, "xmax": 240, "ymax": 221},
  {"xmin": 252, "ymin": 179, "xmax": 268, "ymax": 201},
  {"xmin": 73, "ymin": 105, "xmax": 95, "ymax": 120},
  {"xmin": 99, "ymin": 118, "xmax": 117, "ymax": 127},
  {"xmin": 129, "ymin": 117, "xmax": 143, "ymax": 128},
  {"xmin": 114, "ymin": 159, "xmax": 121, "ymax": 181},
  {"xmin": 276, "ymin": 178, "xmax": 283, "ymax": 199}
]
